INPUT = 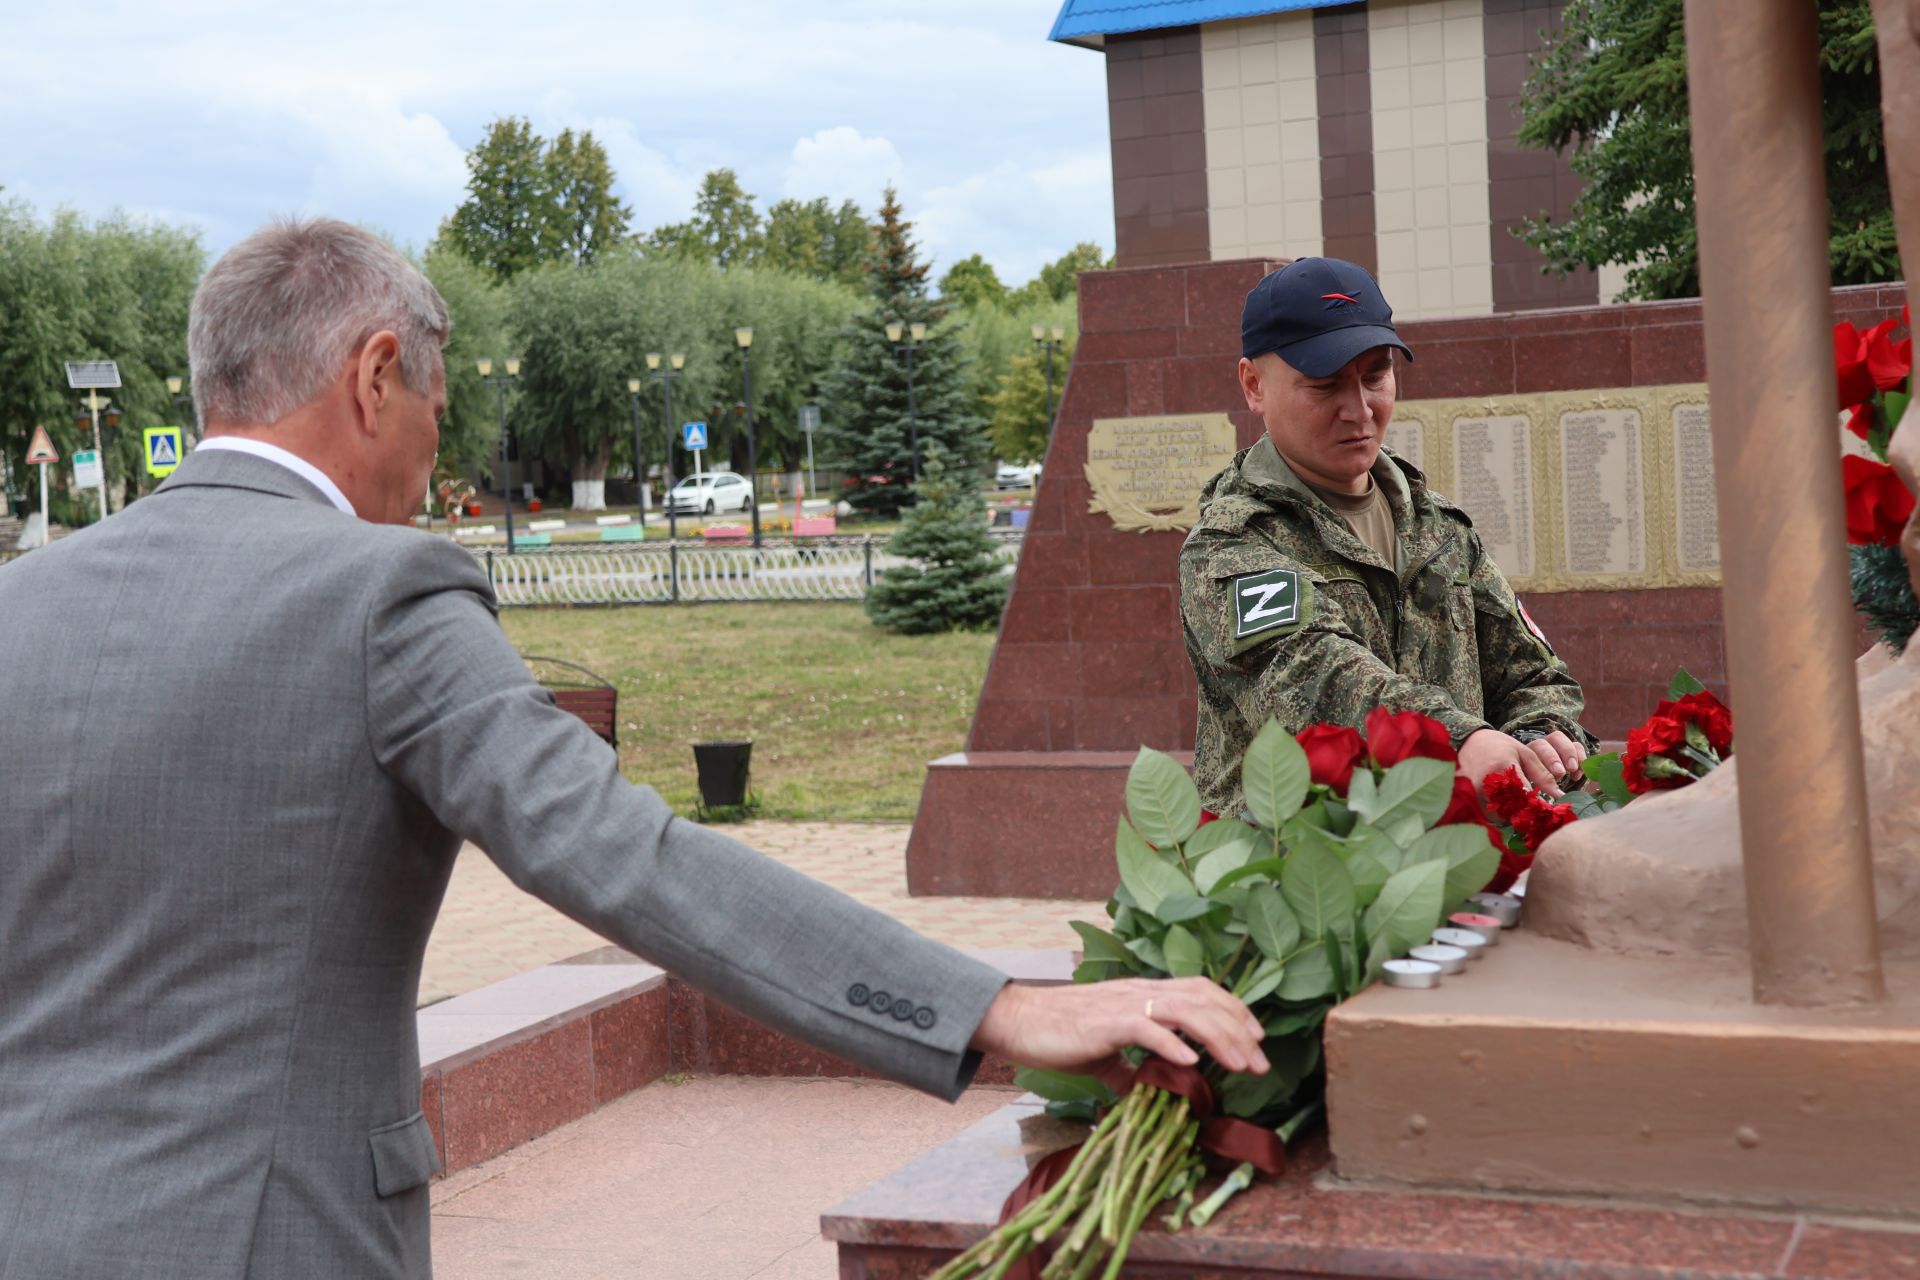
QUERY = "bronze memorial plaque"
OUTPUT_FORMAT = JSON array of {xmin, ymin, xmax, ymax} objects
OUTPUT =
[{"xmin": 1083, "ymin": 413, "xmax": 1239, "ymax": 533}]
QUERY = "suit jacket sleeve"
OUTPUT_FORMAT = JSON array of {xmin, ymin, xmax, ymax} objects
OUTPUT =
[{"xmin": 362, "ymin": 538, "xmax": 1009, "ymax": 1100}]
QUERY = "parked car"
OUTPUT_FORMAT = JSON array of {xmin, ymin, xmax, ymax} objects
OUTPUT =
[
  {"xmin": 666, "ymin": 471, "xmax": 754, "ymax": 515},
  {"xmin": 995, "ymin": 461, "xmax": 1042, "ymax": 490}
]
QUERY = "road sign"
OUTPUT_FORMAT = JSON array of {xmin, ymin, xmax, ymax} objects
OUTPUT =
[
  {"xmin": 73, "ymin": 449, "xmax": 103, "ymax": 489},
  {"xmin": 144, "ymin": 427, "xmax": 184, "ymax": 477},
  {"xmin": 682, "ymin": 421, "xmax": 708, "ymax": 450},
  {"xmin": 25, "ymin": 425, "xmax": 58, "ymax": 465},
  {"xmin": 798, "ymin": 404, "xmax": 821, "ymax": 434}
]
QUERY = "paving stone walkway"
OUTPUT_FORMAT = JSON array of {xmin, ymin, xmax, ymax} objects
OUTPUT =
[{"xmin": 422, "ymin": 821, "xmax": 1107, "ymax": 1005}]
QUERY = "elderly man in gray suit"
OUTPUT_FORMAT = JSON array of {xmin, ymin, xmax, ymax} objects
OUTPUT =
[{"xmin": 0, "ymin": 218, "xmax": 1265, "ymax": 1278}]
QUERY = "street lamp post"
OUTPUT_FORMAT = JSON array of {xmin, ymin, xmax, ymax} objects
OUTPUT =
[
  {"xmin": 1031, "ymin": 324, "xmax": 1066, "ymax": 440},
  {"xmin": 647, "ymin": 352, "xmax": 686, "ymax": 542},
  {"xmin": 75, "ymin": 393, "xmax": 119, "ymax": 520},
  {"xmin": 886, "ymin": 321, "xmax": 927, "ymax": 481},
  {"xmin": 166, "ymin": 375, "xmax": 195, "ymax": 446},
  {"xmin": 735, "ymin": 328, "xmax": 760, "ymax": 548},
  {"xmin": 477, "ymin": 358, "xmax": 520, "ymax": 549}
]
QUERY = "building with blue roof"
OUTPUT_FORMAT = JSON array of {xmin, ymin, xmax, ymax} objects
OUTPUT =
[{"xmin": 1048, "ymin": 0, "xmax": 1608, "ymax": 319}]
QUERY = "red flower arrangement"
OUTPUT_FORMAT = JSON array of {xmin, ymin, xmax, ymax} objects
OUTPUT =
[
  {"xmin": 1621, "ymin": 684, "xmax": 1734, "ymax": 795},
  {"xmin": 1834, "ymin": 307, "xmax": 1913, "ymax": 549},
  {"xmin": 1844, "ymin": 454, "xmax": 1917, "ymax": 546},
  {"xmin": 1478, "ymin": 767, "xmax": 1580, "ymax": 892}
]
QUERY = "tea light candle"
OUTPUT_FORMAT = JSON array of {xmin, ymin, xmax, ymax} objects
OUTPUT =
[
  {"xmin": 1448, "ymin": 912, "xmax": 1503, "ymax": 944},
  {"xmin": 1468, "ymin": 893, "xmax": 1522, "ymax": 927},
  {"xmin": 1383, "ymin": 959, "xmax": 1442, "ymax": 988},
  {"xmin": 1430, "ymin": 927, "xmax": 1488, "ymax": 958},
  {"xmin": 1409, "ymin": 943, "xmax": 1469, "ymax": 974}
]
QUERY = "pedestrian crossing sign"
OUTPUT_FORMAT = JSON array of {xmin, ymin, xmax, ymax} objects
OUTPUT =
[
  {"xmin": 144, "ymin": 427, "xmax": 184, "ymax": 477},
  {"xmin": 682, "ymin": 421, "xmax": 708, "ymax": 451}
]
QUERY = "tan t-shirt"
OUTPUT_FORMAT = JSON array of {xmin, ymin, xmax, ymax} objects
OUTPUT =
[{"xmin": 1308, "ymin": 474, "xmax": 1397, "ymax": 568}]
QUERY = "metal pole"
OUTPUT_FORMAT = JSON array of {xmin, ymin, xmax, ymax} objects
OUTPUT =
[
  {"xmin": 496, "ymin": 380, "xmax": 515, "ymax": 552},
  {"xmin": 38, "ymin": 460, "xmax": 48, "ymax": 529},
  {"xmin": 906, "ymin": 342, "xmax": 919, "ymax": 482},
  {"xmin": 661, "ymin": 374, "xmax": 678, "ymax": 544},
  {"xmin": 1044, "ymin": 341, "xmax": 1057, "ymax": 435},
  {"xmin": 88, "ymin": 394, "xmax": 108, "ymax": 521},
  {"xmin": 743, "ymin": 349, "xmax": 760, "ymax": 549},
  {"xmin": 669, "ymin": 542, "xmax": 679, "ymax": 603},
  {"xmin": 1683, "ymin": 0, "xmax": 1884, "ymax": 1007},
  {"xmin": 629, "ymin": 390, "xmax": 644, "ymax": 520}
]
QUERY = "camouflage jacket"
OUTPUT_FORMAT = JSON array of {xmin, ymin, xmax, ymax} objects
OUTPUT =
[{"xmin": 1179, "ymin": 437, "xmax": 1592, "ymax": 816}]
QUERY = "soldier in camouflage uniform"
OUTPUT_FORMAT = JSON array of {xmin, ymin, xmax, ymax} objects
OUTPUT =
[{"xmin": 1180, "ymin": 258, "xmax": 1593, "ymax": 817}]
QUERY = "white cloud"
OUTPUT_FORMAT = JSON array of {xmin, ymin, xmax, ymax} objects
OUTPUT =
[{"xmin": 782, "ymin": 127, "xmax": 906, "ymax": 207}]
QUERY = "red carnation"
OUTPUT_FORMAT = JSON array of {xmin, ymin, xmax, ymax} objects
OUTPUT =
[
  {"xmin": 1364, "ymin": 706, "xmax": 1455, "ymax": 768},
  {"xmin": 1865, "ymin": 317, "xmax": 1912, "ymax": 393},
  {"xmin": 1623, "ymin": 719, "xmax": 1691, "ymax": 794},
  {"xmin": 1439, "ymin": 773, "xmax": 1506, "ymax": 860},
  {"xmin": 1485, "ymin": 846, "xmax": 1533, "ymax": 895},
  {"xmin": 1296, "ymin": 723, "xmax": 1367, "ymax": 794},
  {"xmin": 1657, "ymin": 691, "xmax": 1733, "ymax": 756},
  {"xmin": 1843, "ymin": 455, "xmax": 1917, "ymax": 546},
  {"xmin": 1480, "ymin": 766, "xmax": 1579, "ymax": 854}
]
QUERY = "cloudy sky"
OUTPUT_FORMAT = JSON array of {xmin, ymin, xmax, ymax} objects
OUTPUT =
[{"xmin": 3, "ymin": 0, "xmax": 1112, "ymax": 286}]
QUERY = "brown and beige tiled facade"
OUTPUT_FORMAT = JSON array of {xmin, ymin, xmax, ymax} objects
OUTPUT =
[{"xmin": 1095, "ymin": 0, "xmax": 1597, "ymax": 316}]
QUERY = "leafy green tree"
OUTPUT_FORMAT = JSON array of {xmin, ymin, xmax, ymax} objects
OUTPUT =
[
  {"xmin": 987, "ymin": 338, "xmax": 1075, "ymax": 465},
  {"xmin": 819, "ymin": 188, "xmax": 985, "ymax": 517},
  {"xmin": 938, "ymin": 254, "xmax": 1007, "ymax": 309},
  {"xmin": 1009, "ymin": 241, "xmax": 1110, "ymax": 308},
  {"xmin": 422, "ymin": 244, "xmax": 509, "ymax": 473},
  {"xmin": 865, "ymin": 443, "xmax": 1009, "ymax": 634},
  {"xmin": 0, "ymin": 202, "xmax": 201, "ymax": 522},
  {"xmin": 545, "ymin": 128, "xmax": 632, "ymax": 266},
  {"xmin": 763, "ymin": 196, "xmax": 872, "ymax": 288},
  {"xmin": 644, "ymin": 169, "xmax": 764, "ymax": 269},
  {"xmin": 949, "ymin": 293, "xmax": 1077, "ymax": 447},
  {"xmin": 442, "ymin": 118, "xmax": 630, "ymax": 281},
  {"xmin": 1517, "ymin": 0, "xmax": 1894, "ymax": 300}
]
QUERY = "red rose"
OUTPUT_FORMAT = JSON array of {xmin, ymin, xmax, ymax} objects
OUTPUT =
[
  {"xmin": 1363, "ymin": 706, "xmax": 1455, "ymax": 768},
  {"xmin": 1485, "ymin": 847, "xmax": 1532, "ymax": 895},
  {"xmin": 1658, "ymin": 691, "xmax": 1733, "ymax": 756},
  {"xmin": 1295, "ymin": 723, "xmax": 1367, "ymax": 794},
  {"xmin": 1865, "ymin": 317, "xmax": 1912, "ymax": 393},
  {"xmin": 1843, "ymin": 455, "xmax": 1917, "ymax": 546},
  {"xmin": 1845, "ymin": 402, "xmax": 1875, "ymax": 440},
  {"xmin": 1439, "ymin": 774, "xmax": 1506, "ymax": 858},
  {"xmin": 1834, "ymin": 319, "xmax": 1883, "ymax": 410}
]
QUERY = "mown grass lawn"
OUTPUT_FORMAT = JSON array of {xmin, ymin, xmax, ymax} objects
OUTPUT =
[{"xmin": 499, "ymin": 603, "xmax": 994, "ymax": 821}]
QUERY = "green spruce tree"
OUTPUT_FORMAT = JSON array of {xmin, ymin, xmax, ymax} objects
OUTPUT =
[
  {"xmin": 865, "ymin": 443, "xmax": 1010, "ymax": 634},
  {"xmin": 820, "ymin": 187, "xmax": 985, "ymax": 517}
]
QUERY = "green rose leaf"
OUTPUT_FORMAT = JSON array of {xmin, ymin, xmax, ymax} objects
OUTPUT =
[
  {"xmin": 1194, "ymin": 837, "xmax": 1258, "ymax": 893},
  {"xmin": 1363, "ymin": 857, "xmax": 1449, "ymax": 953},
  {"xmin": 1234, "ymin": 956, "xmax": 1287, "ymax": 1005},
  {"xmin": 1154, "ymin": 894, "xmax": 1226, "ymax": 926},
  {"xmin": 1015, "ymin": 1067, "xmax": 1117, "ymax": 1106},
  {"xmin": 1218, "ymin": 1062, "xmax": 1294, "ymax": 1119},
  {"xmin": 1125, "ymin": 934, "xmax": 1168, "ymax": 973},
  {"xmin": 1127, "ymin": 746, "xmax": 1203, "ymax": 849},
  {"xmin": 1346, "ymin": 849, "xmax": 1391, "ymax": 907},
  {"xmin": 1279, "ymin": 841, "xmax": 1355, "ymax": 940},
  {"xmin": 1245, "ymin": 884, "xmax": 1301, "ymax": 960},
  {"xmin": 1073, "ymin": 957, "xmax": 1123, "ymax": 984},
  {"xmin": 1069, "ymin": 920, "xmax": 1133, "ymax": 965},
  {"xmin": 1163, "ymin": 924, "xmax": 1207, "ymax": 977},
  {"xmin": 1325, "ymin": 934, "xmax": 1351, "ymax": 999},
  {"xmin": 1186, "ymin": 817, "xmax": 1260, "ymax": 858},
  {"xmin": 1262, "ymin": 1005, "xmax": 1328, "ymax": 1037},
  {"xmin": 1277, "ymin": 944, "xmax": 1335, "ymax": 1000},
  {"xmin": 1345, "ymin": 770, "xmax": 1379, "ymax": 819},
  {"xmin": 1355, "ymin": 758, "xmax": 1455, "ymax": 832},
  {"xmin": 1582, "ymin": 752, "xmax": 1633, "ymax": 806},
  {"xmin": 1280, "ymin": 813, "xmax": 1347, "ymax": 863},
  {"xmin": 1115, "ymin": 817, "xmax": 1193, "ymax": 916},
  {"xmin": 1666, "ymin": 667, "xmax": 1707, "ymax": 699},
  {"xmin": 1405, "ymin": 823, "xmax": 1502, "ymax": 905},
  {"xmin": 1210, "ymin": 856, "xmax": 1287, "ymax": 892},
  {"xmin": 1362, "ymin": 933, "xmax": 1391, "ymax": 988},
  {"xmin": 1243, "ymin": 720, "xmax": 1311, "ymax": 829}
]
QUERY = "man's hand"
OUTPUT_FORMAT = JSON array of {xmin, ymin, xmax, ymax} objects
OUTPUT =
[
  {"xmin": 969, "ymin": 977, "xmax": 1270, "ymax": 1077},
  {"xmin": 1459, "ymin": 727, "xmax": 1585, "ymax": 797}
]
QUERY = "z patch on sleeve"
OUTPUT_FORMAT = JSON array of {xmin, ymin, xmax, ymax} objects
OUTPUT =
[{"xmin": 1231, "ymin": 568, "xmax": 1307, "ymax": 649}]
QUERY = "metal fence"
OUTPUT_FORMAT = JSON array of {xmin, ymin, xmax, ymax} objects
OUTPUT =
[
  {"xmin": 472, "ymin": 532, "xmax": 1022, "ymax": 607},
  {"xmin": 0, "ymin": 534, "xmax": 1025, "ymax": 606}
]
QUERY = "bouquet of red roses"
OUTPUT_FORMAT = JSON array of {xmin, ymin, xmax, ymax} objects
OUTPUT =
[{"xmin": 1836, "ymin": 307, "xmax": 1917, "ymax": 650}]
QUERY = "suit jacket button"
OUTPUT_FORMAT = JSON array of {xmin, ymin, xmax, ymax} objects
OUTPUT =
[
  {"xmin": 913, "ymin": 1006, "xmax": 937, "ymax": 1030},
  {"xmin": 869, "ymin": 989, "xmax": 893, "ymax": 1014},
  {"xmin": 847, "ymin": 983, "xmax": 870, "ymax": 1007},
  {"xmin": 891, "ymin": 997, "xmax": 915, "ymax": 1021}
]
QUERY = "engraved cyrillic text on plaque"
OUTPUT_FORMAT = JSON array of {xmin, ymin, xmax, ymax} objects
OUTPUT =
[
  {"xmin": 1383, "ymin": 420, "xmax": 1424, "ymax": 472},
  {"xmin": 1559, "ymin": 408, "xmax": 1644, "ymax": 580},
  {"xmin": 1451, "ymin": 415, "xmax": 1535, "ymax": 580},
  {"xmin": 1084, "ymin": 413, "xmax": 1240, "ymax": 532},
  {"xmin": 1672, "ymin": 403, "xmax": 1719, "ymax": 573}
]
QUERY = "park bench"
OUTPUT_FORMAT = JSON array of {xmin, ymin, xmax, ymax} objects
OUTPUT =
[{"xmin": 521, "ymin": 655, "xmax": 618, "ymax": 750}]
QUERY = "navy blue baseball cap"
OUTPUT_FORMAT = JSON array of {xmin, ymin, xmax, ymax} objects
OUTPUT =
[{"xmin": 1241, "ymin": 257, "xmax": 1413, "ymax": 377}]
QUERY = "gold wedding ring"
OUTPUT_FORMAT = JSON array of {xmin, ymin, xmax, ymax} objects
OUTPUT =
[{"xmin": 1144, "ymin": 998, "xmax": 1155, "ymax": 1021}]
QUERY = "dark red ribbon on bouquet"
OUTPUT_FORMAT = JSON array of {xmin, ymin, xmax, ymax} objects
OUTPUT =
[{"xmin": 992, "ymin": 1058, "xmax": 1288, "ymax": 1279}]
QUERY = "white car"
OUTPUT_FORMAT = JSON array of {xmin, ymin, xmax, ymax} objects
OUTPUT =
[
  {"xmin": 995, "ymin": 461, "xmax": 1042, "ymax": 490},
  {"xmin": 666, "ymin": 471, "xmax": 754, "ymax": 515}
]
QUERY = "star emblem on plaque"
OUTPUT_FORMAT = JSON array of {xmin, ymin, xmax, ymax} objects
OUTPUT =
[{"xmin": 1083, "ymin": 413, "xmax": 1239, "ymax": 533}]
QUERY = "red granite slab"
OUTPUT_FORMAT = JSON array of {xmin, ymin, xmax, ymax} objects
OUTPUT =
[
  {"xmin": 587, "ymin": 982, "xmax": 670, "ymax": 1105},
  {"xmin": 439, "ymin": 1018, "xmax": 596, "ymax": 1170},
  {"xmin": 418, "ymin": 1069, "xmax": 445, "ymax": 1171},
  {"xmin": 827, "ymin": 1099, "xmax": 1917, "ymax": 1279}
]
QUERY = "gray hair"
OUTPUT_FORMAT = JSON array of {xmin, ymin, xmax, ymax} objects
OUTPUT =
[{"xmin": 189, "ymin": 216, "xmax": 451, "ymax": 427}]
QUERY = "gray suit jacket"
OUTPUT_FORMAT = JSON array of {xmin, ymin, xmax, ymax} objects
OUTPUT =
[{"xmin": 0, "ymin": 449, "xmax": 1008, "ymax": 1278}]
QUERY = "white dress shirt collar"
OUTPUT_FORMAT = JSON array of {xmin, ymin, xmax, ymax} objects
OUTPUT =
[{"xmin": 193, "ymin": 436, "xmax": 357, "ymax": 516}]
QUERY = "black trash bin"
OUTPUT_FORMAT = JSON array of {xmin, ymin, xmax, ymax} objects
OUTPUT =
[{"xmin": 692, "ymin": 740, "xmax": 753, "ymax": 811}]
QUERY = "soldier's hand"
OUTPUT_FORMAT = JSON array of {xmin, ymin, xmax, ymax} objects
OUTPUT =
[
  {"xmin": 969, "ymin": 977, "xmax": 1270, "ymax": 1077},
  {"xmin": 1459, "ymin": 727, "xmax": 1563, "ymax": 797},
  {"xmin": 1529, "ymin": 730, "xmax": 1586, "ymax": 782}
]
